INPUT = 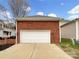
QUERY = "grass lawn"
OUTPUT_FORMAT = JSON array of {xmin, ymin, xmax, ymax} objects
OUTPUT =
[{"xmin": 60, "ymin": 38, "xmax": 79, "ymax": 59}]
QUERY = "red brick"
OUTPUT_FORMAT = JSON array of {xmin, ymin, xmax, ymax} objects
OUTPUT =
[{"xmin": 17, "ymin": 21, "xmax": 60, "ymax": 44}]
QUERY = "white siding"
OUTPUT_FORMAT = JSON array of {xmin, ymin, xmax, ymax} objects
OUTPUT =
[
  {"xmin": 61, "ymin": 22, "xmax": 76, "ymax": 39},
  {"xmin": 11, "ymin": 30, "xmax": 16, "ymax": 36},
  {"xmin": 0, "ymin": 30, "xmax": 3, "ymax": 37}
]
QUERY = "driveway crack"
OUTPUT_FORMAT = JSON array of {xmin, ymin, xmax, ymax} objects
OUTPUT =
[{"xmin": 29, "ymin": 43, "xmax": 37, "ymax": 59}]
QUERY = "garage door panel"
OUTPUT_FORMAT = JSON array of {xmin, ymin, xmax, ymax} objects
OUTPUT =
[{"xmin": 20, "ymin": 30, "xmax": 50, "ymax": 43}]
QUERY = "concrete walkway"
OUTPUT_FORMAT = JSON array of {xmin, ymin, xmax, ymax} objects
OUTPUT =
[{"xmin": 0, "ymin": 44, "xmax": 73, "ymax": 59}]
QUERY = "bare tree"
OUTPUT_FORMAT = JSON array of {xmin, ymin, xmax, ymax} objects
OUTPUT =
[
  {"xmin": 8, "ymin": 0, "xmax": 30, "ymax": 17},
  {"xmin": 0, "ymin": 4, "xmax": 7, "ymax": 17},
  {"xmin": 0, "ymin": 4, "xmax": 6, "ymax": 12},
  {"xmin": 0, "ymin": 4, "xmax": 9, "ymax": 21}
]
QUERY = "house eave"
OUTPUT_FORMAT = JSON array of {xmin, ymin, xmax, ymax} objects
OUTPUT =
[{"xmin": 16, "ymin": 16, "xmax": 60, "ymax": 21}]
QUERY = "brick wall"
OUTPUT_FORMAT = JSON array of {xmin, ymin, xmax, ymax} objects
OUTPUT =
[
  {"xmin": 0, "ymin": 39, "xmax": 15, "ymax": 45},
  {"xmin": 17, "ymin": 21, "xmax": 59, "ymax": 44}
]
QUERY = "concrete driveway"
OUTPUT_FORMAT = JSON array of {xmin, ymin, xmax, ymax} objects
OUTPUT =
[{"xmin": 0, "ymin": 44, "xmax": 73, "ymax": 59}]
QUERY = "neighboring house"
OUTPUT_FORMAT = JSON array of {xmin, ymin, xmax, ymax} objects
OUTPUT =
[
  {"xmin": 0, "ymin": 20, "xmax": 16, "ymax": 45},
  {"xmin": 16, "ymin": 16, "xmax": 60, "ymax": 44},
  {"xmin": 0, "ymin": 20, "xmax": 4, "ymax": 38},
  {"xmin": 6, "ymin": 23, "xmax": 16, "ymax": 38},
  {"xmin": 59, "ymin": 19, "xmax": 69, "ymax": 42},
  {"xmin": 61, "ymin": 18, "xmax": 79, "ymax": 41},
  {"xmin": 0, "ymin": 21, "xmax": 16, "ymax": 38}
]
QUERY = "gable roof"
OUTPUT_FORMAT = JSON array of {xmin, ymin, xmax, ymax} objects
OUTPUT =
[
  {"xmin": 61, "ymin": 18, "xmax": 79, "ymax": 27},
  {"xmin": 16, "ymin": 16, "xmax": 60, "ymax": 21}
]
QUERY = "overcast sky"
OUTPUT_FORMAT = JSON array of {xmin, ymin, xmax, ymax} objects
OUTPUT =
[{"xmin": 0, "ymin": 0, "xmax": 79, "ymax": 20}]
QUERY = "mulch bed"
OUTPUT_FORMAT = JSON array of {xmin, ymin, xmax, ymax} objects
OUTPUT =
[{"xmin": 0, "ymin": 44, "xmax": 13, "ymax": 51}]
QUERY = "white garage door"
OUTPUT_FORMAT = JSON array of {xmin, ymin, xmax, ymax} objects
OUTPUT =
[{"xmin": 20, "ymin": 30, "xmax": 50, "ymax": 43}]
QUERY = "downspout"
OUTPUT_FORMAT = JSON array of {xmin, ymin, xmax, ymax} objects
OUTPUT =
[
  {"xmin": 76, "ymin": 20, "xmax": 78, "ymax": 41},
  {"xmin": 16, "ymin": 21, "xmax": 17, "ymax": 44}
]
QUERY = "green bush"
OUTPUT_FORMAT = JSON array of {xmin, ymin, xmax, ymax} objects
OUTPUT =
[
  {"xmin": 60, "ymin": 38, "xmax": 79, "ymax": 49},
  {"xmin": 61, "ymin": 38, "xmax": 73, "ymax": 45}
]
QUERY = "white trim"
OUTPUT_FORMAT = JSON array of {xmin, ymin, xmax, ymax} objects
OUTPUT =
[
  {"xmin": 76, "ymin": 20, "xmax": 78, "ymax": 40},
  {"xmin": 16, "ymin": 21, "xmax": 17, "ymax": 44},
  {"xmin": 20, "ymin": 30, "xmax": 51, "ymax": 43},
  {"xmin": 20, "ymin": 30, "xmax": 50, "ymax": 32},
  {"xmin": 59, "ymin": 22, "xmax": 61, "ymax": 43}
]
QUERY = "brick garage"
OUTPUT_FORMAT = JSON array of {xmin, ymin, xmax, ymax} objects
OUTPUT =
[{"xmin": 16, "ymin": 16, "xmax": 60, "ymax": 44}]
